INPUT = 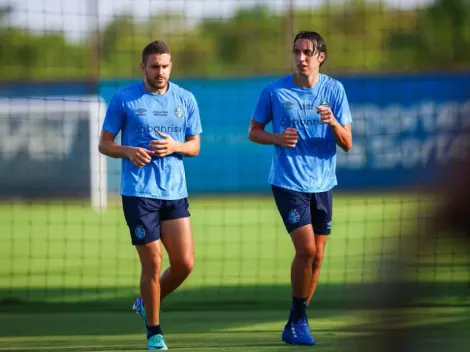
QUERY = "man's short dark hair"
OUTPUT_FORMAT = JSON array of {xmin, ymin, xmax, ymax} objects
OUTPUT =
[
  {"xmin": 293, "ymin": 31, "xmax": 327, "ymax": 66},
  {"xmin": 142, "ymin": 40, "xmax": 171, "ymax": 64}
]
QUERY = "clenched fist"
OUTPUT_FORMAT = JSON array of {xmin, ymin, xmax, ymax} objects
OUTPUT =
[
  {"xmin": 317, "ymin": 106, "xmax": 338, "ymax": 126},
  {"xmin": 277, "ymin": 128, "xmax": 299, "ymax": 148}
]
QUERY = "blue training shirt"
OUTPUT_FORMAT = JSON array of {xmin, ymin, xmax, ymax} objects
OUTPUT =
[
  {"xmin": 102, "ymin": 81, "xmax": 202, "ymax": 200},
  {"xmin": 252, "ymin": 73, "xmax": 352, "ymax": 193}
]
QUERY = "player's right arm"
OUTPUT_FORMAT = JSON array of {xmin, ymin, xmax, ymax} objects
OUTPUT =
[
  {"xmin": 248, "ymin": 87, "xmax": 298, "ymax": 148},
  {"xmin": 99, "ymin": 131, "xmax": 153, "ymax": 167},
  {"xmin": 98, "ymin": 94, "xmax": 153, "ymax": 168},
  {"xmin": 248, "ymin": 120, "xmax": 298, "ymax": 147}
]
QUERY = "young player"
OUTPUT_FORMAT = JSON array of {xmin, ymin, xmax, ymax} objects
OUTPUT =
[
  {"xmin": 99, "ymin": 40, "xmax": 202, "ymax": 350},
  {"xmin": 248, "ymin": 31, "xmax": 353, "ymax": 345}
]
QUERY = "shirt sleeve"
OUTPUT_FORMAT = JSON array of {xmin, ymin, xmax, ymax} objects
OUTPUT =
[
  {"xmin": 252, "ymin": 87, "xmax": 273, "ymax": 125},
  {"xmin": 185, "ymin": 92, "xmax": 202, "ymax": 137},
  {"xmin": 102, "ymin": 93, "xmax": 125, "ymax": 135},
  {"xmin": 333, "ymin": 82, "xmax": 352, "ymax": 126}
]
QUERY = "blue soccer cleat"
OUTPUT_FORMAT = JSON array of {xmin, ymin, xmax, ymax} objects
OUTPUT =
[
  {"xmin": 133, "ymin": 298, "xmax": 168, "ymax": 350},
  {"xmin": 282, "ymin": 317, "xmax": 316, "ymax": 345},
  {"xmin": 132, "ymin": 297, "xmax": 148, "ymax": 328},
  {"xmin": 147, "ymin": 334, "xmax": 168, "ymax": 350}
]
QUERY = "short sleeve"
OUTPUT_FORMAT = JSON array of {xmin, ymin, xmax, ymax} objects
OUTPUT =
[
  {"xmin": 185, "ymin": 93, "xmax": 202, "ymax": 137},
  {"xmin": 252, "ymin": 87, "xmax": 273, "ymax": 125},
  {"xmin": 102, "ymin": 93, "xmax": 125, "ymax": 134},
  {"xmin": 333, "ymin": 83, "xmax": 352, "ymax": 126}
]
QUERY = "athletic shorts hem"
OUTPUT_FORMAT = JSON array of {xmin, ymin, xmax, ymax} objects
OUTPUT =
[
  {"xmin": 271, "ymin": 185, "xmax": 333, "ymax": 235},
  {"xmin": 160, "ymin": 209, "xmax": 190, "ymax": 221},
  {"xmin": 284, "ymin": 220, "xmax": 311, "ymax": 234},
  {"xmin": 132, "ymin": 235, "xmax": 160, "ymax": 246},
  {"xmin": 312, "ymin": 226, "xmax": 331, "ymax": 235},
  {"xmin": 286, "ymin": 223, "xmax": 332, "ymax": 235},
  {"xmin": 121, "ymin": 196, "xmax": 190, "ymax": 245}
]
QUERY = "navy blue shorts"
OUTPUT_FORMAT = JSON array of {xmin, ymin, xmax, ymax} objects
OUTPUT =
[
  {"xmin": 271, "ymin": 185, "xmax": 333, "ymax": 234},
  {"xmin": 122, "ymin": 196, "xmax": 190, "ymax": 245}
]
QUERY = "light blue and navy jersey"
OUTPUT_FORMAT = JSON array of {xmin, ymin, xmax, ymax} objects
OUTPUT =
[
  {"xmin": 103, "ymin": 81, "xmax": 202, "ymax": 200},
  {"xmin": 252, "ymin": 73, "xmax": 352, "ymax": 193}
]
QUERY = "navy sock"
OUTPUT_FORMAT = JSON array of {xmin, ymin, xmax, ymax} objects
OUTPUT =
[
  {"xmin": 146, "ymin": 325, "xmax": 163, "ymax": 339},
  {"xmin": 288, "ymin": 296, "xmax": 307, "ymax": 324}
]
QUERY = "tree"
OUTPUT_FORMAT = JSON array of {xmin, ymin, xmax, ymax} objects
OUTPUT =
[
  {"xmin": 0, "ymin": 1, "xmax": 469, "ymax": 81},
  {"xmin": 388, "ymin": 0, "xmax": 470, "ymax": 70}
]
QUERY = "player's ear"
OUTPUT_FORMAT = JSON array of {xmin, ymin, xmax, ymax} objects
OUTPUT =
[
  {"xmin": 140, "ymin": 62, "xmax": 146, "ymax": 73},
  {"xmin": 318, "ymin": 52, "xmax": 325, "ymax": 65}
]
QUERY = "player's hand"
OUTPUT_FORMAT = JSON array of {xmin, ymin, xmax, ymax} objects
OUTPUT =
[
  {"xmin": 126, "ymin": 147, "xmax": 154, "ymax": 168},
  {"xmin": 277, "ymin": 128, "xmax": 298, "ymax": 148},
  {"xmin": 149, "ymin": 131, "xmax": 179, "ymax": 157},
  {"xmin": 317, "ymin": 106, "xmax": 339, "ymax": 126}
]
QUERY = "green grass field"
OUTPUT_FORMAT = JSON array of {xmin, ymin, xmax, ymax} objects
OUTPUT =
[
  {"xmin": 0, "ymin": 194, "xmax": 468, "ymax": 350},
  {"xmin": 1, "ymin": 308, "xmax": 469, "ymax": 351}
]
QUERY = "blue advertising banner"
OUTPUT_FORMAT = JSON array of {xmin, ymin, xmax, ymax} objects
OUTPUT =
[
  {"xmin": 0, "ymin": 82, "xmax": 102, "ymax": 199},
  {"xmin": 1, "ymin": 75, "xmax": 468, "ymax": 198},
  {"xmin": 100, "ymin": 73, "xmax": 470, "ymax": 194}
]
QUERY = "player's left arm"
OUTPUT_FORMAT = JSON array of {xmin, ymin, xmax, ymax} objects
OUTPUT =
[
  {"xmin": 177, "ymin": 134, "xmax": 200, "ymax": 156},
  {"xmin": 150, "ymin": 132, "xmax": 200, "ymax": 157},
  {"xmin": 149, "ymin": 92, "xmax": 202, "ymax": 157},
  {"xmin": 329, "ymin": 120, "xmax": 352, "ymax": 152},
  {"xmin": 318, "ymin": 82, "xmax": 353, "ymax": 152}
]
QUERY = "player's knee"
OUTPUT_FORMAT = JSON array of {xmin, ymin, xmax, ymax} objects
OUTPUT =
[
  {"xmin": 171, "ymin": 255, "xmax": 194, "ymax": 277},
  {"xmin": 181, "ymin": 256, "xmax": 194, "ymax": 276},
  {"xmin": 180, "ymin": 255, "xmax": 194, "ymax": 275},
  {"xmin": 313, "ymin": 250, "xmax": 324, "ymax": 266},
  {"xmin": 296, "ymin": 245, "xmax": 316, "ymax": 262},
  {"xmin": 141, "ymin": 251, "xmax": 163, "ymax": 278}
]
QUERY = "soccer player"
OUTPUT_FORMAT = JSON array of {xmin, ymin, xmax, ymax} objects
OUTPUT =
[
  {"xmin": 248, "ymin": 31, "xmax": 353, "ymax": 345},
  {"xmin": 98, "ymin": 40, "xmax": 202, "ymax": 350}
]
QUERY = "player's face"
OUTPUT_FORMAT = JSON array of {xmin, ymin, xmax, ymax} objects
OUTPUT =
[
  {"xmin": 293, "ymin": 39, "xmax": 325, "ymax": 77},
  {"xmin": 141, "ymin": 53, "xmax": 172, "ymax": 90}
]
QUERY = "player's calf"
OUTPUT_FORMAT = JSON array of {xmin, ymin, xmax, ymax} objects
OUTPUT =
[
  {"xmin": 290, "ymin": 227, "xmax": 316, "ymax": 298},
  {"xmin": 159, "ymin": 216, "xmax": 194, "ymax": 300},
  {"xmin": 160, "ymin": 256, "xmax": 194, "ymax": 301},
  {"xmin": 307, "ymin": 234, "xmax": 328, "ymax": 306},
  {"xmin": 135, "ymin": 242, "xmax": 165, "ymax": 346}
]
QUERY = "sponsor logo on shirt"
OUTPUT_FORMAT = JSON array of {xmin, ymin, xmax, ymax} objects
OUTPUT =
[
  {"xmin": 134, "ymin": 108, "xmax": 147, "ymax": 116},
  {"xmin": 280, "ymin": 116, "xmax": 322, "ymax": 128},
  {"xmin": 135, "ymin": 123, "xmax": 183, "ymax": 134}
]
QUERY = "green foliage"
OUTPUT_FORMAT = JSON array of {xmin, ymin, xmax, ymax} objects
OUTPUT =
[
  {"xmin": 387, "ymin": 0, "xmax": 470, "ymax": 70},
  {"xmin": 0, "ymin": 28, "xmax": 86, "ymax": 80},
  {"xmin": 0, "ymin": 1, "xmax": 469, "ymax": 80}
]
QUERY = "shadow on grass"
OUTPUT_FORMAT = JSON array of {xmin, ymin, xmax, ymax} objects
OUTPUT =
[
  {"xmin": 0, "ymin": 280, "xmax": 468, "ymax": 314},
  {"xmin": 1, "ymin": 307, "xmax": 469, "ymax": 352}
]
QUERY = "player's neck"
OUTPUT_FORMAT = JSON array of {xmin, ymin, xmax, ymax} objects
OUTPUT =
[
  {"xmin": 294, "ymin": 72, "xmax": 320, "ymax": 88},
  {"xmin": 142, "ymin": 79, "xmax": 169, "ymax": 95}
]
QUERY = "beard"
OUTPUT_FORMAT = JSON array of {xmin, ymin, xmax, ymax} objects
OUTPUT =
[{"xmin": 146, "ymin": 76, "xmax": 168, "ymax": 90}]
